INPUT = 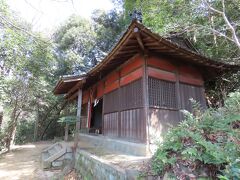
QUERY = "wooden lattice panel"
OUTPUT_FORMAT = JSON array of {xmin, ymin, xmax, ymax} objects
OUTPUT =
[
  {"xmin": 120, "ymin": 78, "xmax": 143, "ymax": 110},
  {"xmin": 148, "ymin": 77, "xmax": 177, "ymax": 109},
  {"xmin": 179, "ymin": 83, "xmax": 206, "ymax": 112},
  {"xmin": 80, "ymin": 104, "xmax": 88, "ymax": 129},
  {"xmin": 103, "ymin": 89, "xmax": 119, "ymax": 114}
]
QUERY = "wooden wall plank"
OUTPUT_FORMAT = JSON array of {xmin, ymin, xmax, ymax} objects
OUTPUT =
[
  {"xmin": 147, "ymin": 67, "xmax": 177, "ymax": 82},
  {"xmin": 179, "ymin": 66, "xmax": 202, "ymax": 79},
  {"xmin": 120, "ymin": 108, "xmax": 145, "ymax": 142},
  {"xmin": 120, "ymin": 67, "xmax": 143, "ymax": 86},
  {"xmin": 148, "ymin": 108, "xmax": 180, "ymax": 143},
  {"xmin": 179, "ymin": 66, "xmax": 204, "ymax": 86},
  {"xmin": 179, "ymin": 75, "xmax": 204, "ymax": 86},
  {"xmin": 103, "ymin": 112, "xmax": 118, "ymax": 137},
  {"xmin": 120, "ymin": 56, "xmax": 143, "ymax": 77},
  {"xmin": 105, "ymin": 71, "xmax": 119, "ymax": 86},
  {"xmin": 104, "ymin": 80, "xmax": 119, "ymax": 94},
  {"xmin": 82, "ymin": 90, "xmax": 89, "ymax": 104},
  {"xmin": 148, "ymin": 56, "xmax": 177, "ymax": 72},
  {"xmin": 96, "ymin": 81, "xmax": 104, "ymax": 98}
]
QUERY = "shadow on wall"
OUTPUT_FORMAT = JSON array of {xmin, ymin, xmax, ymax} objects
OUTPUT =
[{"xmin": 148, "ymin": 108, "xmax": 181, "ymax": 145}]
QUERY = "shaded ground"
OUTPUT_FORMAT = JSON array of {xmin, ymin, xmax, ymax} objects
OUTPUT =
[{"xmin": 0, "ymin": 141, "xmax": 61, "ymax": 180}]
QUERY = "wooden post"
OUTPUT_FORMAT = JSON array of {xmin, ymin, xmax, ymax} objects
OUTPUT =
[
  {"xmin": 142, "ymin": 54, "xmax": 150, "ymax": 154},
  {"xmin": 118, "ymin": 70, "xmax": 121, "ymax": 138},
  {"xmin": 74, "ymin": 89, "xmax": 82, "ymax": 149},
  {"xmin": 88, "ymin": 90, "xmax": 92, "ymax": 129},
  {"xmin": 175, "ymin": 67, "xmax": 182, "ymax": 120},
  {"xmin": 102, "ymin": 80, "xmax": 106, "ymax": 135},
  {"xmin": 87, "ymin": 99, "xmax": 90, "ymax": 129}
]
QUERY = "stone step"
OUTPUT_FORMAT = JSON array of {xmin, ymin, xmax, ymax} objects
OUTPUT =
[
  {"xmin": 41, "ymin": 142, "xmax": 72, "ymax": 170},
  {"xmin": 58, "ymin": 143, "xmax": 63, "ymax": 148},
  {"xmin": 64, "ymin": 152, "xmax": 73, "ymax": 160},
  {"xmin": 52, "ymin": 160, "xmax": 63, "ymax": 169},
  {"xmin": 42, "ymin": 151, "xmax": 50, "ymax": 160},
  {"xmin": 48, "ymin": 147, "xmax": 57, "ymax": 155},
  {"xmin": 55, "ymin": 144, "xmax": 62, "ymax": 152}
]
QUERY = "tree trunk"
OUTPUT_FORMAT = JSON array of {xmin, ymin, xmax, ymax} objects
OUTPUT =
[
  {"xmin": 40, "ymin": 100, "xmax": 67, "ymax": 140},
  {"xmin": 10, "ymin": 122, "xmax": 17, "ymax": 146},
  {"xmin": 0, "ymin": 110, "xmax": 3, "ymax": 128},
  {"xmin": 34, "ymin": 105, "xmax": 40, "ymax": 141},
  {"xmin": 64, "ymin": 123, "xmax": 69, "ymax": 141},
  {"xmin": 6, "ymin": 111, "xmax": 21, "ymax": 151}
]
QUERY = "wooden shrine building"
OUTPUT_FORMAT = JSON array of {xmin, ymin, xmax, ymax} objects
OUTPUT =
[{"xmin": 54, "ymin": 20, "xmax": 238, "ymax": 148}]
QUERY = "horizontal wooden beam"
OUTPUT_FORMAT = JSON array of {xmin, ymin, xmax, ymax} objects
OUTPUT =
[
  {"xmin": 120, "ymin": 45, "xmax": 139, "ymax": 50},
  {"xmin": 154, "ymin": 49, "xmax": 176, "ymax": 52},
  {"xmin": 147, "ymin": 47, "xmax": 169, "ymax": 50},
  {"xmin": 68, "ymin": 90, "xmax": 79, "ymax": 101},
  {"xmin": 144, "ymin": 42, "xmax": 160, "ymax": 46},
  {"xmin": 142, "ymin": 37, "xmax": 154, "ymax": 41},
  {"xmin": 117, "ymin": 50, "xmax": 138, "ymax": 55},
  {"xmin": 66, "ymin": 79, "xmax": 85, "ymax": 99},
  {"xmin": 148, "ymin": 67, "xmax": 177, "ymax": 82}
]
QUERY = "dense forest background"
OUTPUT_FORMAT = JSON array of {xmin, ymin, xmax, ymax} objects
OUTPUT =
[{"xmin": 0, "ymin": 0, "xmax": 239, "ymax": 152}]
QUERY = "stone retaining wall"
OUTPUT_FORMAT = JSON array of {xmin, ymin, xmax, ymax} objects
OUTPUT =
[{"xmin": 75, "ymin": 149, "xmax": 140, "ymax": 180}]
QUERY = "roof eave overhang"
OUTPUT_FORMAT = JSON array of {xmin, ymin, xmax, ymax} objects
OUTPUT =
[
  {"xmin": 87, "ymin": 20, "xmax": 239, "ymax": 78},
  {"xmin": 53, "ymin": 75, "xmax": 86, "ymax": 95},
  {"xmin": 53, "ymin": 20, "xmax": 239, "ymax": 98}
]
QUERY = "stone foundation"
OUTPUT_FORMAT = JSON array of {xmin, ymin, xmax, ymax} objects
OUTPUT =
[
  {"xmin": 75, "ymin": 149, "xmax": 141, "ymax": 180},
  {"xmin": 79, "ymin": 133, "xmax": 148, "ymax": 156}
]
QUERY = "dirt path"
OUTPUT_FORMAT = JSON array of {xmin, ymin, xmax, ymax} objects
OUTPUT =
[{"xmin": 0, "ymin": 141, "xmax": 61, "ymax": 180}]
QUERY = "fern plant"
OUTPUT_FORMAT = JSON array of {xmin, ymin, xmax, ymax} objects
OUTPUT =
[{"xmin": 151, "ymin": 91, "xmax": 240, "ymax": 179}]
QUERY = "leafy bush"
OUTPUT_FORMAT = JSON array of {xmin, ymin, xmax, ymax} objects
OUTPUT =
[
  {"xmin": 152, "ymin": 91, "xmax": 240, "ymax": 179},
  {"xmin": 58, "ymin": 116, "xmax": 77, "ymax": 124},
  {"xmin": 15, "ymin": 120, "xmax": 35, "ymax": 144},
  {"xmin": 0, "ymin": 124, "xmax": 11, "ymax": 151}
]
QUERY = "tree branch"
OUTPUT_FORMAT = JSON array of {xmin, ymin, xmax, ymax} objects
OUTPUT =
[
  {"xmin": 220, "ymin": 0, "xmax": 240, "ymax": 49},
  {"xmin": 0, "ymin": 15, "xmax": 50, "ymax": 44},
  {"xmin": 203, "ymin": 0, "xmax": 240, "ymax": 49}
]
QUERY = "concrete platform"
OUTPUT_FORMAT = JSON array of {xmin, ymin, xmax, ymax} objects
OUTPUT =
[
  {"xmin": 75, "ymin": 133, "xmax": 151, "ymax": 180},
  {"xmin": 78, "ymin": 133, "xmax": 148, "ymax": 156}
]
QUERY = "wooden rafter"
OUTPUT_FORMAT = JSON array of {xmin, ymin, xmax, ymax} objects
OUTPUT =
[
  {"xmin": 66, "ymin": 79, "xmax": 86, "ymax": 99},
  {"xmin": 134, "ymin": 29, "xmax": 145, "ymax": 52}
]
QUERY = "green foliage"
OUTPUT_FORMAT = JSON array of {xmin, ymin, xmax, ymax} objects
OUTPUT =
[
  {"xmin": 219, "ymin": 159, "xmax": 240, "ymax": 180},
  {"xmin": 0, "ymin": 0, "xmax": 60, "ymax": 148},
  {"xmin": 152, "ymin": 91, "xmax": 240, "ymax": 179},
  {"xmin": 54, "ymin": 10, "xmax": 125, "ymax": 75},
  {"xmin": 58, "ymin": 116, "xmax": 77, "ymax": 124},
  {"xmin": 0, "ymin": 0, "xmax": 126, "ymax": 149},
  {"xmin": 0, "ymin": 128, "xmax": 5, "ymax": 150},
  {"xmin": 224, "ymin": 91, "xmax": 240, "ymax": 113},
  {"xmin": 15, "ymin": 120, "xmax": 34, "ymax": 144},
  {"xmin": 124, "ymin": 0, "xmax": 240, "ymax": 62},
  {"xmin": 54, "ymin": 15, "xmax": 95, "ymax": 74}
]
